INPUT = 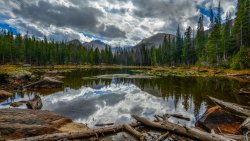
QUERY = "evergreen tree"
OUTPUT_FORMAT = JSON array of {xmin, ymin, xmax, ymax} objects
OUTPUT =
[{"xmin": 182, "ymin": 26, "xmax": 192, "ymax": 66}]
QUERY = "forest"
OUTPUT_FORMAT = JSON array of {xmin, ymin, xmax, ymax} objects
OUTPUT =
[{"xmin": 0, "ymin": 0, "xmax": 249, "ymax": 69}]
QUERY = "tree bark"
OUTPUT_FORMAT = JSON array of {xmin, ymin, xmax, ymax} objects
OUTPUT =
[
  {"xmin": 11, "ymin": 122, "xmax": 140, "ymax": 141},
  {"xmin": 132, "ymin": 115, "xmax": 235, "ymax": 141},
  {"xmin": 208, "ymin": 96, "xmax": 250, "ymax": 117}
]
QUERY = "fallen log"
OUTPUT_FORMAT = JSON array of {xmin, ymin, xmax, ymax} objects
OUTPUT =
[
  {"xmin": 95, "ymin": 123, "xmax": 114, "ymax": 126},
  {"xmin": 156, "ymin": 132, "xmax": 169, "ymax": 141},
  {"xmin": 164, "ymin": 114, "xmax": 190, "ymax": 121},
  {"xmin": 132, "ymin": 115, "xmax": 235, "ymax": 141},
  {"xmin": 11, "ymin": 122, "xmax": 140, "ymax": 141},
  {"xmin": 26, "ymin": 95, "xmax": 43, "ymax": 110},
  {"xmin": 208, "ymin": 96, "xmax": 250, "ymax": 117},
  {"xmin": 123, "ymin": 124, "xmax": 145, "ymax": 141},
  {"xmin": 24, "ymin": 77, "xmax": 63, "ymax": 89}
]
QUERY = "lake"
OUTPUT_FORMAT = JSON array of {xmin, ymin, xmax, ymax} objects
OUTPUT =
[{"xmin": 0, "ymin": 68, "xmax": 249, "ymax": 128}]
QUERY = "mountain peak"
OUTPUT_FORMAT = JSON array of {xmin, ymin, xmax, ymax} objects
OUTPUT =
[
  {"xmin": 83, "ymin": 40, "xmax": 109, "ymax": 49},
  {"xmin": 66, "ymin": 39, "xmax": 82, "ymax": 46},
  {"xmin": 134, "ymin": 33, "xmax": 175, "ymax": 49}
]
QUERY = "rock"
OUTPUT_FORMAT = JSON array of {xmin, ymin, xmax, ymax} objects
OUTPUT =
[
  {"xmin": 24, "ymin": 77, "xmax": 63, "ymax": 89},
  {"xmin": 0, "ymin": 108, "xmax": 72, "ymax": 140},
  {"xmin": 196, "ymin": 106, "xmax": 241, "ymax": 134},
  {"xmin": 26, "ymin": 95, "xmax": 43, "ymax": 110},
  {"xmin": 0, "ymin": 90, "xmax": 12, "ymax": 98}
]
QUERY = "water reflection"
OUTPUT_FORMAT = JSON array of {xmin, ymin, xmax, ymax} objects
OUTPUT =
[
  {"xmin": 42, "ymin": 83, "xmax": 200, "ymax": 127},
  {"xmin": 0, "ymin": 69, "xmax": 249, "ymax": 127}
]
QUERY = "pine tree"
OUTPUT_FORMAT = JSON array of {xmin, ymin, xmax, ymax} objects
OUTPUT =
[
  {"xmin": 182, "ymin": 26, "xmax": 192, "ymax": 66},
  {"xmin": 176, "ymin": 24, "xmax": 183, "ymax": 64},
  {"xmin": 195, "ymin": 16, "xmax": 206, "ymax": 59}
]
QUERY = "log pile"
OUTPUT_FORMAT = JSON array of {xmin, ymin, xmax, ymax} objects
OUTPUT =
[{"xmin": 9, "ymin": 96, "xmax": 250, "ymax": 141}]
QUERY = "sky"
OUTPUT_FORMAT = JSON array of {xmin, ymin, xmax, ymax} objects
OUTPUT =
[{"xmin": 0, "ymin": 0, "xmax": 237, "ymax": 47}]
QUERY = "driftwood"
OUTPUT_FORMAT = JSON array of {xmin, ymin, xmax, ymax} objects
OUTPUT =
[
  {"xmin": 164, "ymin": 114, "xmax": 190, "ymax": 121},
  {"xmin": 132, "ymin": 115, "xmax": 235, "ymax": 141},
  {"xmin": 95, "ymin": 123, "xmax": 114, "ymax": 126},
  {"xmin": 156, "ymin": 132, "xmax": 169, "ymax": 141},
  {"xmin": 11, "ymin": 122, "xmax": 140, "ymax": 141},
  {"xmin": 26, "ymin": 95, "xmax": 43, "ymax": 109},
  {"xmin": 123, "ymin": 124, "xmax": 145, "ymax": 141},
  {"xmin": 208, "ymin": 96, "xmax": 250, "ymax": 117}
]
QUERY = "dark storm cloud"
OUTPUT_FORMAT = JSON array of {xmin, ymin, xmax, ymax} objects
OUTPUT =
[
  {"xmin": 99, "ymin": 24, "xmax": 126, "ymax": 38},
  {"xmin": 12, "ymin": 0, "xmax": 126, "ymax": 38},
  {"xmin": 0, "ymin": 0, "xmax": 236, "ymax": 46},
  {"xmin": 14, "ymin": 20, "xmax": 44, "ymax": 37},
  {"xmin": 131, "ymin": 0, "xmax": 199, "ymax": 33},
  {"xmin": 13, "ymin": 1, "xmax": 102, "ymax": 30},
  {"xmin": 132, "ymin": 0, "xmax": 195, "ymax": 19}
]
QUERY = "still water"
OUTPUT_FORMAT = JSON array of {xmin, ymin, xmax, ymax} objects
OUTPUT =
[{"xmin": 0, "ymin": 69, "xmax": 249, "ymax": 127}]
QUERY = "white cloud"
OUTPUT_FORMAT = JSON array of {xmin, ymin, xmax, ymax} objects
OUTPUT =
[{"xmin": 0, "ymin": 0, "xmax": 237, "ymax": 47}]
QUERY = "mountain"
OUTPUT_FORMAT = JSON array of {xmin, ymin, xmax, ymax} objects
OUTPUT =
[
  {"xmin": 134, "ymin": 33, "xmax": 175, "ymax": 49},
  {"xmin": 66, "ymin": 39, "xmax": 82, "ymax": 46},
  {"xmin": 83, "ymin": 40, "xmax": 109, "ymax": 50}
]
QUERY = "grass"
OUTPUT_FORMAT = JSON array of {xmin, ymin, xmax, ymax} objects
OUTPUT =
[
  {"xmin": 0, "ymin": 65, "xmax": 31, "ymax": 77},
  {"xmin": 0, "ymin": 65, "xmax": 249, "ymax": 82}
]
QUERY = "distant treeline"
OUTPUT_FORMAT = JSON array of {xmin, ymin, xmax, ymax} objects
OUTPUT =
[{"xmin": 0, "ymin": 0, "xmax": 249, "ymax": 69}]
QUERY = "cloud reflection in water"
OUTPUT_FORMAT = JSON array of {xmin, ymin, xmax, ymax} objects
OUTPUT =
[{"xmin": 42, "ymin": 82, "xmax": 206, "ymax": 127}]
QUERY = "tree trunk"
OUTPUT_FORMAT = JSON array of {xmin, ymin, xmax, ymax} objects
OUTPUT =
[
  {"xmin": 132, "ymin": 115, "xmax": 235, "ymax": 141},
  {"xmin": 208, "ymin": 96, "xmax": 250, "ymax": 117}
]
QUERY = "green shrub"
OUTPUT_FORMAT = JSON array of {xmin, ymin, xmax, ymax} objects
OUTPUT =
[{"xmin": 231, "ymin": 46, "xmax": 249, "ymax": 70}]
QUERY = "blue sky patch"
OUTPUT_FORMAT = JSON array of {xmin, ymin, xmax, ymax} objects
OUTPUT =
[{"xmin": 0, "ymin": 23, "xmax": 18, "ymax": 35}]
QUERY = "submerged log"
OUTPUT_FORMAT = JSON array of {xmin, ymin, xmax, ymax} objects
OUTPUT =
[
  {"xmin": 196, "ymin": 106, "xmax": 241, "ymax": 134},
  {"xmin": 11, "ymin": 122, "xmax": 140, "ymax": 141},
  {"xmin": 26, "ymin": 95, "xmax": 43, "ymax": 110},
  {"xmin": 123, "ymin": 124, "xmax": 145, "ymax": 141},
  {"xmin": 24, "ymin": 77, "xmax": 63, "ymax": 89},
  {"xmin": 208, "ymin": 96, "xmax": 250, "ymax": 117},
  {"xmin": 132, "ymin": 115, "xmax": 235, "ymax": 141}
]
